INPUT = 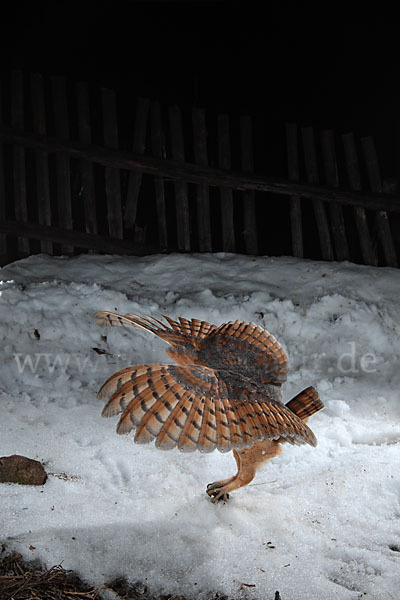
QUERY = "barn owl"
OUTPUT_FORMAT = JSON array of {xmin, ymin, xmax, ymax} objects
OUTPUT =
[{"xmin": 94, "ymin": 312, "xmax": 323, "ymax": 502}]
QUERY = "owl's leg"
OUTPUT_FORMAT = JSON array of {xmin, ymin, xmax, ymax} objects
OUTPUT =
[
  {"xmin": 206, "ymin": 440, "xmax": 282, "ymax": 503},
  {"xmin": 206, "ymin": 451, "xmax": 242, "ymax": 502}
]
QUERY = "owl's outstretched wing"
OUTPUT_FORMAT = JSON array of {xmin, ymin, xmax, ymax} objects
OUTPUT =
[
  {"xmin": 94, "ymin": 312, "xmax": 288, "ymax": 387},
  {"xmin": 98, "ymin": 362, "xmax": 316, "ymax": 453}
]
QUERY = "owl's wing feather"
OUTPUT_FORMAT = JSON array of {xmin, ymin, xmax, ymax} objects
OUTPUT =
[
  {"xmin": 94, "ymin": 311, "xmax": 216, "ymax": 365},
  {"xmin": 94, "ymin": 311, "xmax": 216, "ymax": 341},
  {"xmin": 94, "ymin": 312, "xmax": 288, "ymax": 387},
  {"xmin": 99, "ymin": 363, "xmax": 317, "ymax": 452},
  {"xmin": 199, "ymin": 320, "xmax": 288, "ymax": 386}
]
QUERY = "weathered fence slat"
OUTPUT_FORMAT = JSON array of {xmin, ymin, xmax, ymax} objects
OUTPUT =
[
  {"xmin": 240, "ymin": 115, "xmax": 258, "ymax": 255},
  {"xmin": 0, "ymin": 81, "xmax": 7, "ymax": 256},
  {"xmin": 286, "ymin": 123, "xmax": 303, "ymax": 258},
  {"xmin": 218, "ymin": 114, "xmax": 235, "ymax": 252},
  {"xmin": 192, "ymin": 107, "xmax": 212, "ymax": 252},
  {"xmin": 2, "ymin": 127, "xmax": 400, "ymax": 213},
  {"xmin": 102, "ymin": 88, "xmax": 124, "ymax": 240},
  {"xmin": 124, "ymin": 97, "xmax": 150, "ymax": 231},
  {"xmin": 52, "ymin": 76, "xmax": 73, "ymax": 253},
  {"xmin": 320, "ymin": 130, "xmax": 350, "ymax": 261},
  {"xmin": 341, "ymin": 133, "xmax": 377, "ymax": 266},
  {"xmin": 361, "ymin": 136, "xmax": 398, "ymax": 267},
  {"xmin": 31, "ymin": 73, "xmax": 52, "ymax": 254},
  {"xmin": 0, "ymin": 220, "xmax": 157, "ymax": 256},
  {"xmin": 150, "ymin": 101, "xmax": 167, "ymax": 249},
  {"xmin": 77, "ymin": 82, "xmax": 97, "ymax": 237},
  {"xmin": 12, "ymin": 71, "xmax": 30, "ymax": 254},
  {"xmin": 301, "ymin": 126, "xmax": 334, "ymax": 261},
  {"xmin": 169, "ymin": 105, "xmax": 190, "ymax": 251}
]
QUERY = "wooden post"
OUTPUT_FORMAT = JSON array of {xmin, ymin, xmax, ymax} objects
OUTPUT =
[
  {"xmin": 31, "ymin": 73, "xmax": 52, "ymax": 254},
  {"xmin": 11, "ymin": 71, "xmax": 29, "ymax": 255},
  {"xmin": 218, "ymin": 114, "xmax": 235, "ymax": 252},
  {"xmin": 102, "ymin": 88, "xmax": 123, "ymax": 239},
  {"xmin": 240, "ymin": 115, "xmax": 258, "ymax": 255},
  {"xmin": 77, "ymin": 82, "xmax": 97, "ymax": 237},
  {"xmin": 342, "ymin": 133, "xmax": 377, "ymax": 266},
  {"xmin": 361, "ymin": 136, "xmax": 398, "ymax": 267},
  {"xmin": 301, "ymin": 126, "xmax": 334, "ymax": 261},
  {"xmin": 192, "ymin": 107, "xmax": 212, "ymax": 252},
  {"xmin": 286, "ymin": 123, "xmax": 303, "ymax": 258},
  {"xmin": 52, "ymin": 76, "xmax": 73, "ymax": 253},
  {"xmin": 124, "ymin": 97, "xmax": 150, "ymax": 235},
  {"xmin": 169, "ymin": 105, "xmax": 190, "ymax": 251},
  {"xmin": 320, "ymin": 130, "xmax": 350, "ymax": 261},
  {"xmin": 0, "ymin": 81, "xmax": 7, "ymax": 257},
  {"xmin": 150, "ymin": 101, "xmax": 167, "ymax": 250}
]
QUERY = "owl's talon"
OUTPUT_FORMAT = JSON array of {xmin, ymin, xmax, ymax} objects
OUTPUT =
[
  {"xmin": 206, "ymin": 482, "xmax": 230, "ymax": 503},
  {"xmin": 212, "ymin": 491, "xmax": 230, "ymax": 503}
]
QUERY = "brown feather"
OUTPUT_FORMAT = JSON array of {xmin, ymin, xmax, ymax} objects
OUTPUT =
[
  {"xmin": 155, "ymin": 389, "xmax": 192, "ymax": 450},
  {"xmin": 97, "ymin": 366, "xmax": 140, "ymax": 400},
  {"xmin": 134, "ymin": 385, "xmax": 186, "ymax": 443},
  {"xmin": 285, "ymin": 386, "xmax": 324, "ymax": 421},
  {"xmin": 213, "ymin": 395, "xmax": 232, "ymax": 452},
  {"xmin": 197, "ymin": 397, "xmax": 217, "ymax": 453},
  {"xmin": 95, "ymin": 315, "xmax": 320, "ymax": 454},
  {"xmin": 177, "ymin": 396, "xmax": 203, "ymax": 452},
  {"xmin": 119, "ymin": 385, "xmax": 164, "ymax": 429},
  {"xmin": 231, "ymin": 401, "xmax": 253, "ymax": 447},
  {"xmin": 219, "ymin": 395, "xmax": 245, "ymax": 449},
  {"xmin": 101, "ymin": 368, "xmax": 162, "ymax": 417}
]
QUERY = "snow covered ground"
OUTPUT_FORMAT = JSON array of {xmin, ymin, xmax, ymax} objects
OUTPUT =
[{"xmin": 0, "ymin": 252, "xmax": 399, "ymax": 600}]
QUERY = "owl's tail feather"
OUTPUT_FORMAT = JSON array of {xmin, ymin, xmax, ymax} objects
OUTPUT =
[{"xmin": 285, "ymin": 386, "xmax": 324, "ymax": 422}]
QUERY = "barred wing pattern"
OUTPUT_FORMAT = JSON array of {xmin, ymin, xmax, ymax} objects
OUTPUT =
[
  {"xmin": 98, "ymin": 362, "xmax": 318, "ymax": 453},
  {"xmin": 95, "ymin": 311, "xmax": 323, "ymax": 501},
  {"xmin": 285, "ymin": 386, "xmax": 322, "ymax": 421},
  {"xmin": 94, "ymin": 312, "xmax": 288, "ymax": 386}
]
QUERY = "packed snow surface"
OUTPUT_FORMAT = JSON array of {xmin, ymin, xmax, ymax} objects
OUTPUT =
[{"xmin": 0, "ymin": 252, "xmax": 399, "ymax": 599}]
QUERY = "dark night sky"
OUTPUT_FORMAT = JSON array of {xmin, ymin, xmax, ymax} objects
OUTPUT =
[{"xmin": 1, "ymin": 1, "xmax": 400, "ymax": 170}]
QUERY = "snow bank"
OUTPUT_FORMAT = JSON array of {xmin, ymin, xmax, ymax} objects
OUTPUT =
[{"xmin": 1, "ymin": 253, "xmax": 399, "ymax": 599}]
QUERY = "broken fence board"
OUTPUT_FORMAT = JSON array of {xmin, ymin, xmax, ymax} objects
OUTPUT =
[
  {"xmin": 342, "ymin": 132, "xmax": 377, "ymax": 266},
  {"xmin": 240, "ymin": 115, "xmax": 258, "ymax": 255},
  {"xmin": 301, "ymin": 126, "xmax": 334, "ymax": 261},
  {"xmin": 31, "ymin": 72, "xmax": 52, "ymax": 254},
  {"xmin": 320, "ymin": 129, "xmax": 350, "ymax": 261},
  {"xmin": 12, "ymin": 71, "xmax": 29, "ymax": 255},
  {"xmin": 150, "ymin": 101, "xmax": 168, "ymax": 249},
  {"xmin": 192, "ymin": 107, "xmax": 212, "ymax": 252},
  {"xmin": 218, "ymin": 114, "xmax": 235, "ymax": 252},
  {"xmin": 151, "ymin": 101, "xmax": 168, "ymax": 249},
  {"xmin": 102, "ymin": 88, "xmax": 124, "ymax": 240},
  {"xmin": 77, "ymin": 81, "xmax": 97, "ymax": 237},
  {"xmin": 169, "ymin": 105, "xmax": 190, "ymax": 251},
  {"xmin": 0, "ymin": 81, "xmax": 6, "ymax": 256},
  {"xmin": 286, "ymin": 123, "xmax": 303, "ymax": 258},
  {"xmin": 361, "ymin": 136, "xmax": 398, "ymax": 267},
  {"xmin": 52, "ymin": 76, "xmax": 73, "ymax": 253},
  {"xmin": 124, "ymin": 97, "xmax": 150, "ymax": 231}
]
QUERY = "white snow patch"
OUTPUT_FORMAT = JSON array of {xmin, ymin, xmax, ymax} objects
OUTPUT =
[{"xmin": 1, "ymin": 253, "xmax": 400, "ymax": 599}]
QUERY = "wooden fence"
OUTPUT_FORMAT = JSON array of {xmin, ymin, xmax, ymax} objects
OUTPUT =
[{"xmin": 0, "ymin": 70, "xmax": 399, "ymax": 267}]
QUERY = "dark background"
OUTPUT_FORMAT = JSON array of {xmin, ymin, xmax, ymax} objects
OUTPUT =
[
  {"xmin": 1, "ymin": 0, "xmax": 400, "ymax": 260},
  {"xmin": 1, "ymin": 0, "xmax": 399, "ymax": 144}
]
